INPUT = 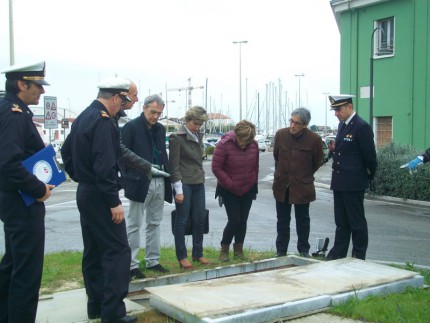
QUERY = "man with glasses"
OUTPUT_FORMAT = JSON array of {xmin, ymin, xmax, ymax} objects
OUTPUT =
[
  {"xmin": 325, "ymin": 95, "xmax": 377, "ymax": 261},
  {"xmin": 121, "ymin": 94, "xmax": 172, "ymax": 280},
  {"xmin": 115, "ymin": 80, "xmax": 168, "ymax": 178},
  {"xmin": 0, "ymin": 61, "xmax": 54, "ymax": 323},
  {"xmin": 272, "ymin": 107, "xmax": 323, "ymax": 258}
]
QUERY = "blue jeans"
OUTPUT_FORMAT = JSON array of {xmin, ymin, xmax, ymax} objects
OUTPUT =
[{"xmin": 174, "ymin": 183, "xmax": 206, "ymax": 260}]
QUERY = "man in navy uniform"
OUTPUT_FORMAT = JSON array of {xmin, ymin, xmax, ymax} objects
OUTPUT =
[
  {"xmin": 61, "ymin": 78, "xmax": 137, "ymax": 323},
  {"xmin": 0, "ymin": 61, "xmax": 54, "ymax": 322},
  {"xmin": 326, "ymin": 95, "xmax": 377, "ymax": 261}
]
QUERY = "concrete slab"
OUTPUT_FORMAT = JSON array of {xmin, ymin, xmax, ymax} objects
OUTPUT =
[
  {"xmin": 35, "ymin": 288, "xmax": 146, "ymax": 323},
  {"xmin": 146, "ymin": 258, "xmax": 424, "ymax": 323},
  {"xmin": 129, "ymin": 255, "xmax": 318, "ymax": 293},
  {"xmin": 33, "ymin": 256, "xmax": 309, "ymax": 323}
]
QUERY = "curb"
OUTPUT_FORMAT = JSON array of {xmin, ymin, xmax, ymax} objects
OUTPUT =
[{"xmin": 315, "ymin": 181, "xmax": 430, "ymax": 208}]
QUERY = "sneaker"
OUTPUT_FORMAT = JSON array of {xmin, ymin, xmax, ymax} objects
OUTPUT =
[
  {"xmin": 276, "ymin": 252, "xmax": 287, "ymax": 257},
  {"xmin": 147, "ymin": 264, "xmax": 169, "ymax": 273},
  {"xmin": 129, "ymin": 268, "xmax": 145, "ymax": 281},
  {"xmin": 299, "ymin": 252, "xmax": 311, "ymax": 258}
]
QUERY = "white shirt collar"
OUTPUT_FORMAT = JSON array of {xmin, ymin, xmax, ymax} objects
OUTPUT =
[{"xmin": 345, "ymin": 112, "xmax": 356, "ymax": 125}]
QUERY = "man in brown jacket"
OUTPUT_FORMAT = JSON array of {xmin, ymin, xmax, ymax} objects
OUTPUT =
[{"xmin": 272, "ymin": 107, "xmax": 323, "ymax": 257}]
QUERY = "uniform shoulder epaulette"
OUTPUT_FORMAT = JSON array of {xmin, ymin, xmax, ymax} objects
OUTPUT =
[
  {"xmin": 100, "ymin": 110, "xmax": 110, "ymax": 118},
  {"xmin": 11, "ymin": 104, "xmax": 22, "ymax": 113}
]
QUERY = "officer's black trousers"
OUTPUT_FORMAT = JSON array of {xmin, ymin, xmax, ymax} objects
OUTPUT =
[
  {"xmin": 0, "ymin": 191, "xmax": 45, "ymax": 323},
  {"xmin": 328, "ymin": 190, "xmax": 368, "ymax": 260},
  {"xmin": 77, "ymin": 184, "xmax": 131, "ymax": 321}
]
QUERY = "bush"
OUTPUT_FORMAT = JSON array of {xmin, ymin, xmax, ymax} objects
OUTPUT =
[
  {"xmin": 206, "ymin": 145, "xmax": 215, "ymax": 155},
  {"xmin": 371, "ymin": 143, "xmax": 430, "ymax": 201}
]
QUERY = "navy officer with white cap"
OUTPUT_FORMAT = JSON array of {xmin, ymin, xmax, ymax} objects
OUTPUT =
[
  {"xmin": 325, "ymin": 94, "xmax": 377, "ymax": 261},
  {"xmin": 0, "ymin": 61, "xmax": 54, "ymax": 323},
  {"xmin": 61, "ymin": 77, "xmax": 137, "ymax": 323}
]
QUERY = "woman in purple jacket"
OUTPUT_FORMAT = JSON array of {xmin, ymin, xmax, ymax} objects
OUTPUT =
[{"xmin": 212, "ymin": 120, "xmax": 259, "ymax": 261}]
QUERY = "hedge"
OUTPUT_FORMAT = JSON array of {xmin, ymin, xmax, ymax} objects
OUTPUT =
[{"xmin": 370, "ymin": 143, "xmax": 430, "ymax": 201}]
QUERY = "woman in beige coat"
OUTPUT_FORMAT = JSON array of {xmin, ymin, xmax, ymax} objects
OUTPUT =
[{"xmin": 169, "ymin": 106, "xmax": 208, "ymax": 269}]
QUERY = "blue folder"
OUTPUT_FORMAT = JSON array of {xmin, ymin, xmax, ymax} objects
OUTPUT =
[{"xmin": 20, "ymin": 144, "xmax": 66, "ymax": 206}]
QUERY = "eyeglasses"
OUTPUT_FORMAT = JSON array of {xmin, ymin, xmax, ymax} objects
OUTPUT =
[
  {"xmin": 289, "ymin": 118, "xmax": 305, "ymax": 126},
  {"xmin": 145, "ymin": 107, "xmax": 163, "ymax": 117}
]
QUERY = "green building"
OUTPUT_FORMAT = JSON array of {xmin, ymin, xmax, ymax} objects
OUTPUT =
[{"xmin": 330, "ymin": 0, "xmax": 430, "ymax": 149}]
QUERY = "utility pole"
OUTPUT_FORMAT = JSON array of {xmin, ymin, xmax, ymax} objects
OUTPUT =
[
  {"xmin": 9, "ymin": 0, "xmax": 15, "ymax": 65},
  {"xmin": 233, "ymin": 40, "xmax": 248, "ymax": 121},
  {"xmin": 323, "ymin": 92, "xmax": 330, "ymax": 134},
  {"xmin": 295, "ymin": 73, "xmax": 305, "ymax": 108}
]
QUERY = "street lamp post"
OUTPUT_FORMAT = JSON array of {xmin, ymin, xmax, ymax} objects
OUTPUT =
[
  {"xmin": 9, "ymin": 0, "xmax": 15, "ymax": 65},
  {"xmin": 233, "ymin": 40, "xmax": 248, "ymax": 121},
  {"xmin": 323, "ymin": 92, "xmax": 330, "ymax": 134},
  {"xmin": 370, "ymin": 27, "xmax": 382, "ymax": 130},
  {"xmin": 295, "ymin": 73, "xmax": 305, "ymax": 108}
]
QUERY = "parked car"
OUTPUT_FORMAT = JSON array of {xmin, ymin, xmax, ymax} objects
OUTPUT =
[
  {"xmin": 324, "ymin": 135, "xmax": 336, "ymax": 157},
  {"xmin": 257, "ymin": 139, "xmax": 267, "ymax": 152},
  {"xmin": 322, "ymin": 139, "xmax": 330, "ymax": 163},
  {"xmin": 206, "ymin": 137, "xmax": 219, "ymax": 145}
]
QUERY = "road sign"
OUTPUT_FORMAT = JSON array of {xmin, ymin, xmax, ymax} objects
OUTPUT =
[
  {"xmin": 61, "ymin": 119, "xmax": 69, "ymax": 128},
  {"xmin": 44, "ymin": 96, "xmax": 58, "ymax": 129}
]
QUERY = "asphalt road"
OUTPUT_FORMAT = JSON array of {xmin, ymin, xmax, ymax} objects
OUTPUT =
[{"xmin": 1, "ymin": 152, "xmax": 429, "ymax": 267}]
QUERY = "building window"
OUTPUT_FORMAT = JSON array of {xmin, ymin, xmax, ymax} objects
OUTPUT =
[
  {"xmin": 374, "ymin": 17, "xmax": 395, "ymax": 57},
  {"xmin": 375, "ymin": 117, "xmax": 392, "ymax": 148}
]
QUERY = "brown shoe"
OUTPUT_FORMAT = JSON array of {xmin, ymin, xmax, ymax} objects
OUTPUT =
[
  {"xmin": 233, "ymin": 243, "xmax": 246, "ymax": 260},
  {"xmin": 219, "ymin": 244, "xmax": 230, "ymax": 262},
  {"xmin": 178, "ymin": 258, "xmax": 193, "ymax": 269},
  {"xmin": 192, "ymin": 257, "xmax": 209, "ymax": 265}
]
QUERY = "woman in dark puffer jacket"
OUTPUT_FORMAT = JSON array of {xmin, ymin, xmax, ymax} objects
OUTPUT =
[{"xmin": 212, "ymin": 120, "xmax": 259, "ymax": 261}]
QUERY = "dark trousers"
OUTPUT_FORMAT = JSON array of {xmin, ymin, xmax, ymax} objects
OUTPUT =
[
  {"xmin": 220, "ymin": 189, "xmax": 254, "ymax": 245},
  {"xmin": 77, "ymin": 184, "xmax": 131, "ymax": 321},
  {"xmin": 173, "ymin": 183, "xmax": 206, "ymax": 260},
  {"xmin": 276, "ymin": 201, "xmax": 310, "ymax": 254},
  {"xmin": 327, "ymin": 190, "xmax": 368, "ymax": 260},
  {"xmin": 0, "ymin": 191, "xmax": 45, "ymax": 323}
]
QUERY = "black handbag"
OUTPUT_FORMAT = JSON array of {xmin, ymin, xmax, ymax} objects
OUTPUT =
[{"xmin": 171, "ymin": 209, "xmax": 209, "ymax": 235}]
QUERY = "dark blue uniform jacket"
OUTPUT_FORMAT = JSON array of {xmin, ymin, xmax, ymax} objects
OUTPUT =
[
  {"xmin": 0, "ymin": 93, "xmax": 46, "ymax": 198},
  {"xmin": 331, "ymin": 114, "xmax": 377, "ymax": 191},
  {"xmin": 61, "ymin": 100, "xmax": 125, "ymax": 208}
]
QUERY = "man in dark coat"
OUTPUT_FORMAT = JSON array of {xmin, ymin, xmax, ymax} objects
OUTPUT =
[
  {"xmin": 326, "ymin": 95, "xmax": 377, "ymax": 261},
  {"xmin": 0, "ymin": 61, "xmax": 54, "ymax": 323},
  {"xmin": 121, "ymin": 94, "xmax": 172, "ymax": 280}
]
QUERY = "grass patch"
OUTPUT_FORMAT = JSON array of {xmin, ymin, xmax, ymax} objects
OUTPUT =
[
  {"xmin": 41, "ymin": 250, "xmax": 84, "ymax": 294},
  {"xmin": 40, "ymin": 247, "xmax": 275, "ymax": 294},
  {"xmin": 135, "ymin": 246, "xmax": 274, "ymax": 278},
  {"xmin": 329, "ymin": 263, "xmax": 430, "ymax": 323},
  {"xmin": 39, "ymin": 248, "xmax": 430, "ymax": 322}
]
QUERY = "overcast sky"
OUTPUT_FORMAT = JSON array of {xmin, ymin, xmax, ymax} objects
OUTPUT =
[{"xmin": 0, "ymin": 0, "xmax": 341, "ymax": 132}]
